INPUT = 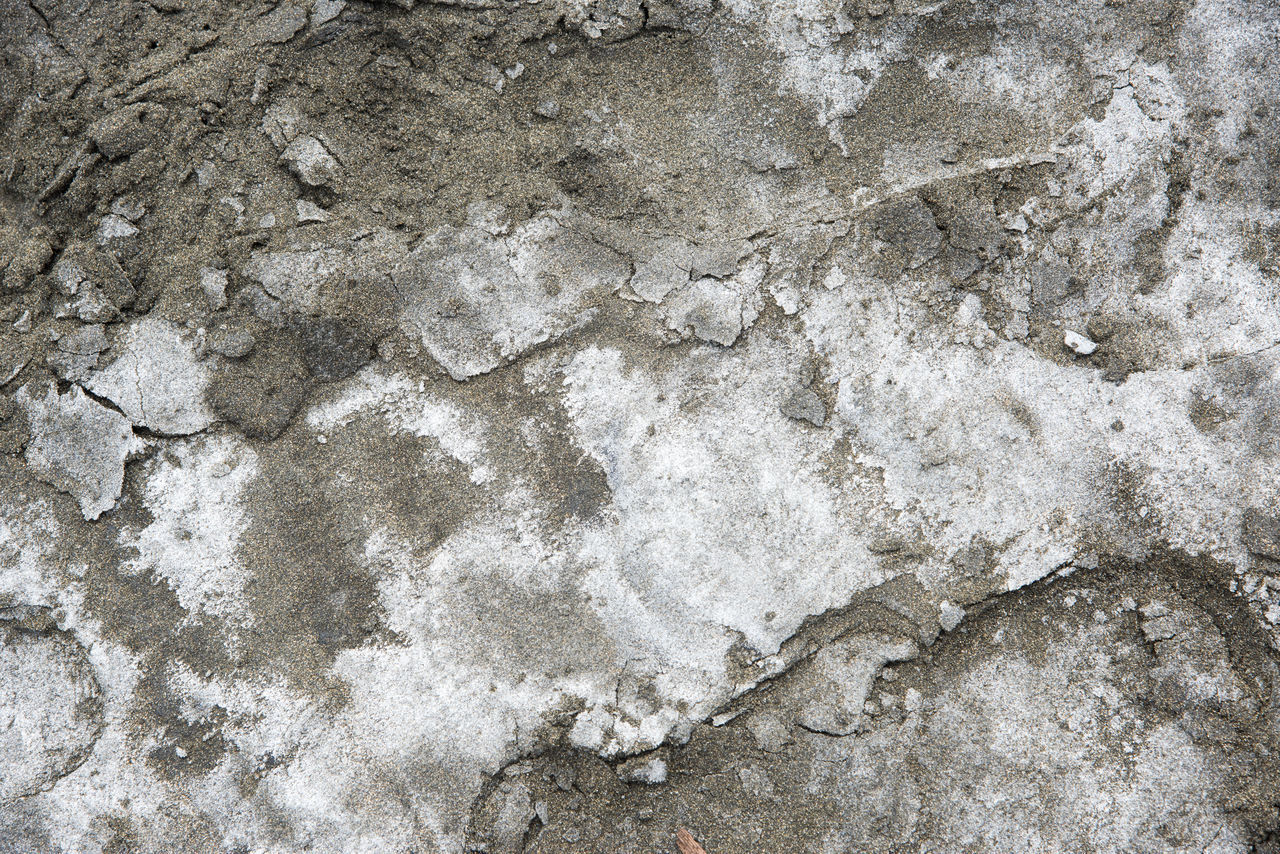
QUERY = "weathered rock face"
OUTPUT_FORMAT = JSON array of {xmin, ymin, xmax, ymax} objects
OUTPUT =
[
  {"xmin": 2, "ymin": 0, "xmax": 1280, "ymax": 852},
  {"xmin": 0, "ymin": 617, "xmax": 103, "ymax": 802},
  {"xmin": 470, "ymin": 557, "xmax": 1280, "ymax": 853}
]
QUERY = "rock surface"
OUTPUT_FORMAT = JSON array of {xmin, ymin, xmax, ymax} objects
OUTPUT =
[{"xmin": 2, "ymin": 0, "xmax": 1280, "ymax": 851}]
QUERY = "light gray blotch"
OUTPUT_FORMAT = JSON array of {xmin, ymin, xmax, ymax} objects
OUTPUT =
[
  {"xmin": 0, "ymin": 626, "xmax": 103, "ymax": 799},
  {"xmin": 17, "ymin": 384, "xmax": 140, "ymax": 520},
  {"xmin": 782, "ymin": 386, "xmax": 826, "ymax": 426},
  {"xmin": 745, "ymin": 712, "xmax": 793, "ymax": 753},
  {"xmin": 84, "ymin": 317, "xmax": 215, "ymax": 435},
  {"xmin": 615, "ymin": 755, "xmax": 667, "ymax": 785}
]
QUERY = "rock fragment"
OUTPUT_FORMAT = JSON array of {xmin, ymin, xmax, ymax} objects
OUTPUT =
[
  {"xmin": 615, "ymin": 755, "xmax": 667, "ymax": 785},
  {"xmin": 1, "ymin": 231, "xmax": 53, "ymax": 293},
  {"xmin": 16, "ymin": 384, "xmax": 141, "ymax": 520},
  {"xmin": 207, "ymin": 326, "xmax": 256, "ymax": 359},
  {"xmin": 96, "ymin": 214, "xmax": 138, "ymax": 244},
  {"xmin": 84, "ymin": 317, "xmax": 215, "ymax": 435},
  {"xmin": 47, "ymin": 324, "xmax": 109, "ymax": 383},
  {"xmin": 244, "ymin": 247, "xmax": 343, "ymax": 314},
  {"xmin": 295, "ymin": 199, "xmax": 330, "ymax": 223},
  {"xmin": 744, "ymin": 712, "xmax": 792, "ymax": 753},
  {"xmin": 261, "ymin": 100, "xmax": 341, "ymax": 189},
  {"xmin": 492, "ymin": 782, "xmax": 535, "ymax": 854},
  {"xmin": 781, "ymin": 386, "xmax": 826, "ymax": 426},
  {"xmin": 938, "ymin": 600, "xmax": 965, "ymax": 632},
  {"xmin": 1064, "ymin": 329, "xmax": 1098, "ymax": 355},
  {"xmin": 282, "ymin": 135, "xmax": 340, "ymax": 188},
  {"xmin": 199, "ymin": 267, "xmax": 229, "ymax": 311},
  {"xmin": 660, "ymin": 257, "xmax": 766, "ymax": 346},
  {"xmin": 663, "ymin": 277, "xmax": 751, "ymax": 345},
  {"xmin": 311, "ymin": 0, "xmax": 346, "ymax": 25},
  {"xmin": 247, "ymin": 3, "xmax": 308, "ymax": 45},
  {"xmin": 794, "ymin": 635, "xmax": 918, "ymax": 736},
  {"xmin": 51, "ymin": 243, "xmax": 136, "ymax": 323},
  {"xmin": 630, "ymin": 239, "xmax": 693, "ymax": 303},
  {"xmin": 262, "ymin": 100, "xmax": 305, "ymax": 149}
]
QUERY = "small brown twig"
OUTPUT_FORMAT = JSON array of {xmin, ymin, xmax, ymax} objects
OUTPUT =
[{"xmin": 676, "ymin": 827, "xmax": 707, "ymax": 854}]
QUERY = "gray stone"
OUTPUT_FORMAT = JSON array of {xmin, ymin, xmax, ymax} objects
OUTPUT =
[
  {"xmin": 794, "ymin": 636, "xmax": 918, "ymax": 736},
  {"xmin": 282, "ymin": 135, "xmax": 340, "ymax": 188},
  {"xmin": 51, "ymin": 244, "xmax": 135, "ymax": 323},
  {"xmin": 781, "ymin": 386, "xmax": 826, "ymax": 426},
  {"xmin": 208, "ymin": 327, "xmax": 257, "ymax": 359},
  {"xmin": 16, "ymin": 384, "xmax": 140, "ymax": 520},
  {"xmin": 745, "ymin": 713, "xmax": 792, "ymax": 753},
  {"xmin": 615, "ymin": 755, "xmax": 667, "ymax": 785},
  {"xmin": 200, "ymin": 267, "xmax": 229, "ymax": 311},
  {"xmin": 492, "ymin": 782, "xmax": 535, "ymax": 854},
  {"xmin": 85, "ymin": 318, "xmax": 215, "ymax": 436},
  {"xmin": 47, "ymin": 325, "xmax": 107, "ymax": 383},
  {"xmin": 247, "ymin": 3, "xmax": 308, "ymax": 45}
]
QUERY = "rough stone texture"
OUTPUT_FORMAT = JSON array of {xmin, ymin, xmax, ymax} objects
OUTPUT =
[
  {"xmin": 15, "ymin": 384, "xmax": 142, "ymax": 520},
  {"xmin": 2, "ymin": 0, "xmax": 1280, "ymax": 851},
  {"xmin": 0, "ymin": 620, "xmax": 103, "ymax": 802},
  {"xmin": 84, "ymin": 316, "xmax": 215, "ymax": 435}
]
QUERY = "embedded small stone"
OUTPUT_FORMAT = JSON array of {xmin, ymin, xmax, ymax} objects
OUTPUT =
[
  {"xmin": 200, "ymin": 267, "xmax": 230, "ymax": 311},
  {"xmin": 296, "ymin": 199, "xmax": 330, "ymax": 223},
  {"xmin": 615, "ymin": 756, "xmax": 668, "ymax": 785},
  {"xmin": 781, "ymin": 386, "xmax": 826, "ymax": 426},
  {"xmin": 282, "ymin": 135, "xmax": 340, "ymax": 188},
  {"xmin": 939, "ymin": 600, "xmax": 965, "ymax": 632},
  {"xmin": 1064, "ymin": 330, "xmax": 1098, "ymax": 355}
]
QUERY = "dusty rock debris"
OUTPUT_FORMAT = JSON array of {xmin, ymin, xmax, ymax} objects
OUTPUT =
[{"xmin": 2, "ymin": 0, "xmax": 1280, "ymax": 851}]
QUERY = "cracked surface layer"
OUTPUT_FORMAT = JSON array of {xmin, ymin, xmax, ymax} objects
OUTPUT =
[{"xmin": 2, "ymin": 0, "xmax": 1280, "ymax": 851}]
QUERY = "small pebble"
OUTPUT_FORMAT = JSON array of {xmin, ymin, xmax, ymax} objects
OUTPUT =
[
  {"xmin": 296, "ymin": 199, "xmax": 330, "ymax": 223},
  {"xmin": 1064, "ymin": 330, "xmax": 1098, "ymax": 355},
  {"xmin": 939, "ymin": 601, "xmax": 965, "ymax": 632}
]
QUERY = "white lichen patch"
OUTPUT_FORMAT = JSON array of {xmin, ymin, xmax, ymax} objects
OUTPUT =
[
  {"xmin": 306, "ymin": 369, "xmax": 489, "ymax": 477},
  {"xmin": 119, "ymin": 435, "xmax": 260, "ymax": 619},
  {"xmin": 561, "ymin": 342, "xmax": 883, "ymax": 662}
]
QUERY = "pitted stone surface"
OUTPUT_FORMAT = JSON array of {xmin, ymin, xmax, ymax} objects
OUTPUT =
[{"xmin": 2, "ymin": 0, "xmax": 1280, "ymax": 851}]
